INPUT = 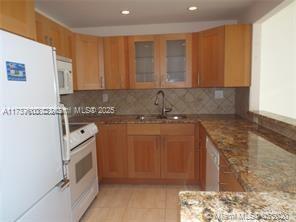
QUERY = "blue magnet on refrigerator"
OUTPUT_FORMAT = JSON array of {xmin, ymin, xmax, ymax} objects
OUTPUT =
[{"xmin": 6, "ymin": 61, "xmax": 26, "ymax": 81}]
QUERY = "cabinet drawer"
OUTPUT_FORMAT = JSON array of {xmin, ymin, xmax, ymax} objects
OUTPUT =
[
  {"xmin": 127, "ymin": 124, "xmax": 160, "ymax": 135},
  {"xmin": 160, "ymin": 124, "xmax": 194, "ymax": 135}
]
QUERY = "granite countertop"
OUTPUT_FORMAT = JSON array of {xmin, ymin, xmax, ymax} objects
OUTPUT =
[
  {"xmin": 179, "ymin": 191, "xmax": 296, "ymax": 222},
  {"xmin": 200, "ymin": 119, "xmax": 296, "ymax": 193},
  {"xmin": 70, "ymin": 114, "xmax": 296, "ymax": 192},
  {"xmin": 68, "ymin": 114, "xmax": 237, "ymax": 124},
  {"xmin": 69, "ymin": 114, "xmax": 296, "ymax": 220}
]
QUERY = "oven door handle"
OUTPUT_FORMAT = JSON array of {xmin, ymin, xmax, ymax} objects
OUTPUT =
[
  {"xmin": 61, "ymin": 104, "xmax": 71, "ymax": 163},
  {"xmin": 71, "ymin": 137, "xmax": 95, "ymax": 156}
]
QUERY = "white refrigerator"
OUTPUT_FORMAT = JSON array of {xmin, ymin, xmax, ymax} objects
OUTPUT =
[{"xmin": 0, "ymin": 30, "xmax": 72, "ymax": 222}]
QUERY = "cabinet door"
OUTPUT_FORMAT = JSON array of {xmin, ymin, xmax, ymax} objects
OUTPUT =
[
  {"xmin": 36, "ymin": 12, "xmax": 72, "ymax": 58},
  {"xmin": 104, "ymin": 36, "xmax": 129, "ymax": 89},
  {"xmin": 199, "ymin": 124, "xmax": 207, "ymax": 190},
  {"xmin": 128, "ymin": 35, "xmax": 160, "ymax": 89},
  {"xmin": 128, "ymin": 136, "xmax": 161, "ymax": 179},
  {"xmin": 199, "ymin": 27, "xmax": 225, "ymax": 87},
  {"xmin": 48, "ymin": 21, "xmax": 63, "ymax": 56},
  {"xmin": 0, "ymin": 0, "xmax": 36, "ymax": 40},
  {"xmin": 74, "ymin": 34, "xmax": 104, "ymax": 90},
  {"xmin": 161, "ymin": 135, "xmax": 195, "ymax": 179},
  {"xmin": 97, "ymin": 124, "xmax": 128, "ymax": 179},
  {"xmin": 160, "ymin": 34, "xmax": 192, "ymax": 88},
  {"xmin": 219, "ymin": 156, "xmax": 244, "ymax": 192},
  {"xmin": 35, "ymin": 12, "xmax": 50, "ymax": 45},
  {"xmin": 61, "ymin": 28, "xmax": 73, "ymax": 59}
]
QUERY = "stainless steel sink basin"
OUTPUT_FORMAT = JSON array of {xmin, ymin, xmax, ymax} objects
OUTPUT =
[
  {"xmin": 136, "ymin": 115, "xmax": 187, "ymax": 121},
  {"xmin": 166, "ymin": 115, "xmax": 187, "ymax": 120},
  {"xmin": 136, "ymin": 115, "xmax": 161, "ymax": 121}
]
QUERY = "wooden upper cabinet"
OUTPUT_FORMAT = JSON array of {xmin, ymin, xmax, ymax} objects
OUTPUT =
[
  {"xmin": 198, "ymin": 24, "xmax": 251, "ymax": 87},
  {"xmin": 160, "ymin": 34, "xmax": 192, "ymax": 88},
  {"xmin": 199, "ymin": 26, "xmax": 225, "ymax": 87},
  {"xmin": 35, "ymin": 12, "xmax": 73, "ymax": 58},
  {"xmin": 61, "ymin": 27, "xmax": 73, "ymax": 59},
  {"xmin": 103, "ymin": 36, "xmax": 129, "ymax": 89},
  {"xmin": 128, "ymin": 136, "xmax": 161, "ymax": 179},
  {"xmin": 128, "ymin": 35, "xmax": 161, "ymax": 89},
  {"xmin": 96, "ymin": 124, "xmax": 128, "ymax": 179},
  {"xmin": 0, "ymin": 0, "xmax": 36, "ymax": 40},
  {"xmin": 161, "ymin": 135, "xmax": 195, "ymax": 179},
  {"xmin": 73, "ymin": 33, "xmax": 104, "ymax": 90}
]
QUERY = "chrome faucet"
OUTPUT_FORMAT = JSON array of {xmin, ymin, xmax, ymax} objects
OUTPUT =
[{"xmin": 154, "ymin": 90, "xmax": 172, "ymax": 118}]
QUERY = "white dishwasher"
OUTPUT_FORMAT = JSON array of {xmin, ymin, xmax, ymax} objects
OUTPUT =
[{"xmin": 205, "ymin": 136, "xmax": 220, "ymax": 191}]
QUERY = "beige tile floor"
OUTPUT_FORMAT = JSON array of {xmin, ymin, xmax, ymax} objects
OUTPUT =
[{"xmin": 80, "ymin": 184, "xmax": 199, "ymax": 222}]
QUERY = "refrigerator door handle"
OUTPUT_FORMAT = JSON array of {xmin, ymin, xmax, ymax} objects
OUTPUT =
[{"xmin": 61, "ymin": 104, "xmax": 71, "ymax": 163}]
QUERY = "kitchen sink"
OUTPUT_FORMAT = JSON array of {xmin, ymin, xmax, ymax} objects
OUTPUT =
[{"xmin": 136, "ymin": 115, "xmax": 187, "ymax": 121}]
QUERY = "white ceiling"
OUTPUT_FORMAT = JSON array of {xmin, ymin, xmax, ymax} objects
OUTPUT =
[{"xmin": 35, "ymin": 0, "xmax": 282, "ymax": 28}]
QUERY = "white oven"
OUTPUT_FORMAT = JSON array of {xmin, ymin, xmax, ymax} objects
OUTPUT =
[
  {"xmin": 57, "ymin": 56, "xmax": 73, "ymax": 95},
  {"xmin": 63, "ymin": 121, "xmax": 99, "ymax": 222}
]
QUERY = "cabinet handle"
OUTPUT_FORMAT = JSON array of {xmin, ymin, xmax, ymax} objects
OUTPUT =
[
  {"xmin": 100, "ymin": 76, "xmax": 104, "ymax": 88},
  {"xmin": 50, "ymin": 37, "xmax": 53, "ymax": 46},
  {"xmin": 197, "ymin": 72, "xmax": 200, "ymax": 86},
  {"xmin": 45, "ymin": 36, "xmax": 49, "ymax": 45}
]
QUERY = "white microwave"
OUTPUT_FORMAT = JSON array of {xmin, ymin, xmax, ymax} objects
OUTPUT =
[{"xmin": 57, "ymin": 55, "xmax": 73, "ymax": 95}]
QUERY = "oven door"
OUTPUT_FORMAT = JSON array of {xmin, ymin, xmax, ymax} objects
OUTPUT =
[{"xmin": 68, "ymin": 137, "xmax": 97, "ymax": 205}]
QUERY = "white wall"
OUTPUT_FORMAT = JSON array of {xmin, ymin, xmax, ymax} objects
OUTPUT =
[
  {"xmin": 250, "ymin": 0, "xmax": 296, "ymax": 119},
  {"xmin": 71, "ymin": 20, "xmax": 237, "ymax": 36}
]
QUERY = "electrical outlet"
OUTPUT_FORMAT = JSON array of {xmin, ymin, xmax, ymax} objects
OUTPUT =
[
  {"xmin": 214, "ymin": 90, "xmax": 224, "ymax": 99},
  {"xmin": 102, "ymin": 93, "xmax": 108, "ymax": 103}
]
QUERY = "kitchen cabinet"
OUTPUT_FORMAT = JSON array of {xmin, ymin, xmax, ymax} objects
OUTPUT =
[
  {"xmin": 0, "ymin": 0, "xmax": 36, "ymax": 40},
  {"xmin": 197, "ymin": 24, "xmax": 251, "ymax": 87},
  {"xmin": 161, "ymin": 135, "xmax": 194, "ymax": 179},
  {"xmin": 160, "ymin": 34, "xmax": 192, "ymax": 88},
  {"xmin": 128, "ymin": 136, "xmax": 161, "ymax": 179},
  {"xmin": 103, "ymin": 36, "xmax": 129, "ymax": 89},
  {"xmin": 219, "ymin": 155, "xmax": 244, "ymax": 192},
  {"xmin": 96, "ymin": 124, "xmax": 128, "ymax": 179},
  {"xmin": 199, "ymin": 124, "xmax": 207, "ymax": 190},
  {"xmin": 128, "ymin": 35, "xmax": 161, "ymax": 89},
  {"xmin": 127, "ymin": 123, "xmax": 196, "ymax": 182},
  {"xmin": 61, "ymin": 27, "xmax": 73, "ymax": 59},
  {"xmin": 35, "ymin": 12, "xmax": 73, "ymax": 58},
  {"xmin": 73, "ymin": 33, "xmax": 104, "ymax": 90}
]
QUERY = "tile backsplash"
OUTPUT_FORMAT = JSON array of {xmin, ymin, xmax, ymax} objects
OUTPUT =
[{"xmin": 61, "ymin": 88, "xmax": 236, "ymax": 116}]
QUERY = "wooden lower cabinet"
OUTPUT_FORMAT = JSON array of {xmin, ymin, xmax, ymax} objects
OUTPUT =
[
  {"xmin": 96, "ymin": 124, "xmax": 128, "ymax": 179},
  {"xmin": 97, "ymin": 123, "xmax": 198, "ymax": 184},
  {"xmin": 161, "ymin": 136, "xmax": 195, "ymax": 179},
  {"xmin": 199, "ymin": 124, "xmax": 207, "ymax": 190},
  {"xmin": 219, "ymin": 155, "xmax": 244, "ymax": 192},
  {"xmin": 128, "ymin": 136, "xmax": 161, "ymax": 179}
]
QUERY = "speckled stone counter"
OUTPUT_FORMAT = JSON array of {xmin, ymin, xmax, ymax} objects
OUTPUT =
[
  {"xmin": 200, "ymin": 119, "xmax": 296, "ymax": 193},
  {"xmin": 68, "ymin": 114, "xmax": 236, "ymax": 124},
  {"xmin": 70, "ymin": 115, "xmax": 296, "ymax": 192},
  {"xmin": 179, "ymin": 191, "xmax": 296, "ymax": 222}
]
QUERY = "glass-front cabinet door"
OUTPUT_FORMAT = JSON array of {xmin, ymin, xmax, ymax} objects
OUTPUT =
[
  {"xmin": 128, "ymin": 36, "xmax": 160, "ymax": 88},
  {"xmin": 160, "ymin": 34, "xmax": 192, "ymax": 88}
]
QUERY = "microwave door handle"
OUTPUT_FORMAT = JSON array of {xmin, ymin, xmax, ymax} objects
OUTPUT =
[{"xmin": 61, "ymin": 104, "xmax": 71, "ymax": 163}]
